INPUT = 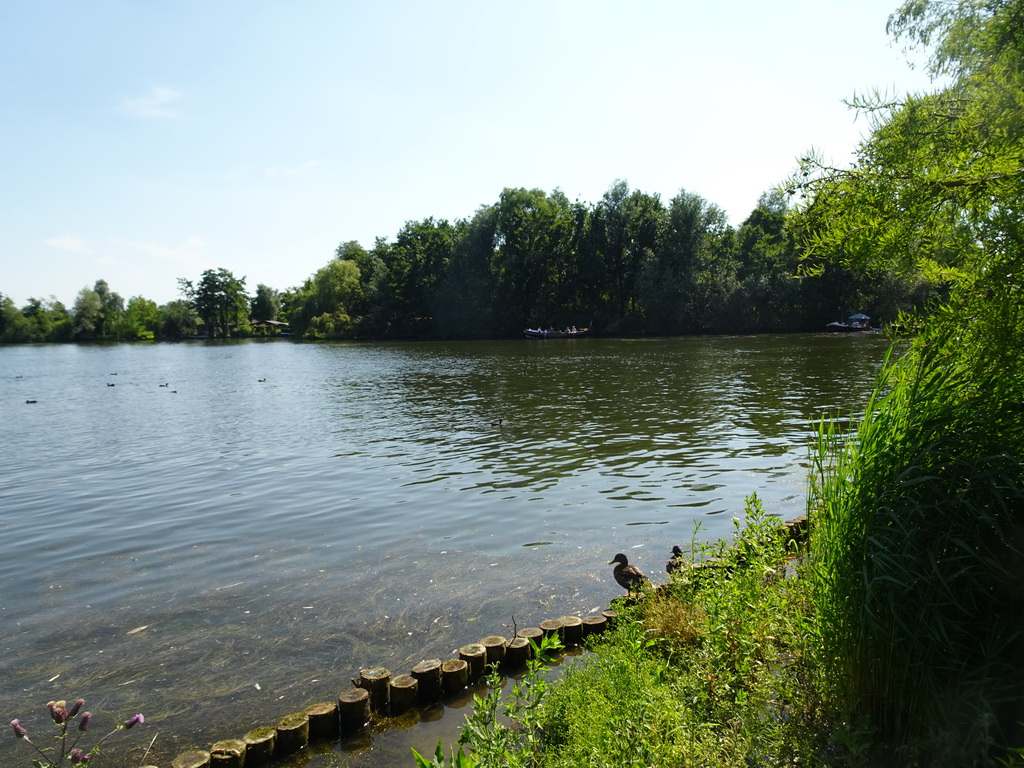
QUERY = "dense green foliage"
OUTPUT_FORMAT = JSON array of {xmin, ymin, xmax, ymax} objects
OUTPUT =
[
  {"xmin": 3, "ymin": 185, "xmax": 930, "ymax": 344},
  {"xmin": 284, "ymin": 184, "xmax": 924, "ymax": 340},
  {"xmin": 790, "ymin": 0, "xmax": 1024, "ymax": 762}
]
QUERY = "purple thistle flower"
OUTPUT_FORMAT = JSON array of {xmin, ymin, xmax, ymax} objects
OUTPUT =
[
  {"xmin": 70, "ymin": 747, "xmax": 91, "ymax": 763},
  {"xmin": 67, "ymin": 699, "xmax": 85, "ymax": 718},
  {"xmin": 122, "ymin": 713, "xmax": 144, "ymax": 729},
  {"xmin": 10, "ymin": 719, "xmax": 27, "ymax": 738},
  {"xmin": 48, "ymin": 700, "xmax": 68, "ymax": 724},
  {"xmin": 78, "ymin": 712, "xmax": 91, "ymax": 731}
]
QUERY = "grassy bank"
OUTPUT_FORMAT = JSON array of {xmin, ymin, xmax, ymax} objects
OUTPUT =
[{"xmin": 419, "ymin": 284, "xmax": 1024, "ymax": 767}]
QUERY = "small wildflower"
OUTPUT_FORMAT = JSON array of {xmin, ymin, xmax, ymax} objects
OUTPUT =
[
  {"xmin": 70, "ymin": 747, "xmax": 91, "ymax": 763},
  {"xmin": 122, "ymin": 713, "xmax": 144, "ymax": 729},
  {"xmin": 78, "ymin": 711, "xmax": 91, "ymax": 731},
  {"xmin": 67, "ymin": 698, "xmax": 85, "ymax": 718},
  {"xmin": 10, "ymin": 719, "xmax": 27, "ymax": 738},
  {"xmin": 48, "ymin": 700, "xmax": 68, "ymax": 724}
]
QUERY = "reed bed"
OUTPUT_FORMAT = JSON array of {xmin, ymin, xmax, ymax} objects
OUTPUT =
[{"xmin": 810, "ymin": 280, "xmax": 1024, "ymax": 765}]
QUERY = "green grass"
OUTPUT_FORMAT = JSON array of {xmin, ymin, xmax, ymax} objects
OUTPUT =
[
  {"xmin": 540, "ymin": 503, "xmax": 832, "ymax": 768},
  {"xmin": 420, "ymin": 276, "xmax": 1024, "ymax": 767}
]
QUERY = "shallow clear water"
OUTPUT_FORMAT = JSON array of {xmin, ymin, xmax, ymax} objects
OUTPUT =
[{"xmin": 0, "ymin": 335, "xmax": 890, "ymax": 766}]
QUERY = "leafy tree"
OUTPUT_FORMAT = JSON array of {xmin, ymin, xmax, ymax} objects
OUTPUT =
[
  {"xmin": 124, "ymin": 296, "xmax": 161, "ymax": 339},
  {"xmin": 71, "ymin": 287, "xmax": 102, "ymax": 340},
  {"xmin": 789, "ymin": 0, "xmax": 1024, "ymax": 292},
  {"xmin": 291, "ymin": 258, "xmax": 362, "ymax": 339},
  {"xmin": 0, "ymin": 295, "xmax": 71, "ymax": 342},
  {"xmin": 93, "ymin": 279, "xmax": 124, "ymax": 338},
  {"xmin": 387, "ymin": 218, "xmax": 458, "ymax": 337},
  {"xmin": 250, "ymin": 283, "xmax": 281, "ymax": 323},
  {"xmin": 434, "ymin": 207, "xmax": 497, "ymax": 338},
  {"xmin": 160, "ymin": 299, "xmax": 198, "ymax": 339},
  {"xmin": 636, "ymin": 190, "xmax": 731, "ymax": 333},
  {"xmin": 591, "ymin": 180, "xmax": 634, "ymax": 320},
  {"xmin": 491, "ymin": 187, "xmax": 570, "ymax": 333},
  {"xmin": 183, "ymin": 268, "xmax": 249, "ymax": 337}
]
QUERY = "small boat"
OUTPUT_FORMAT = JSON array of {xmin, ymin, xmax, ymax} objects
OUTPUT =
[
  {"xmin": 524, "ymin": 327, "xmax": 588, "ymax": 339},
  {"xmin": 825, "ymin": 314, "xmax": 880, "ymax": 333}
]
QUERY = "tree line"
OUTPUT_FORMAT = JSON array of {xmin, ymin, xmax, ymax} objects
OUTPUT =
[{"xmin": 1, "ymin": 182, "xmax": 934, "ymax": 344}]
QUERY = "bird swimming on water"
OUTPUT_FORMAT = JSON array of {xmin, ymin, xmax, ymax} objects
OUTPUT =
[
  {"xmin": 608, "ymin": 552, "xmax": 648, "ymax": 596},
  {"xmin": 666, "ymin": 544, "xmax": 684, "ymax": 575}
]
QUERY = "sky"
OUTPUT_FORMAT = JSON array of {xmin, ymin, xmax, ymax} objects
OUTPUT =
[{"xmin": 0, "ymin": 1, "xmax": 939, "ymax": 309}]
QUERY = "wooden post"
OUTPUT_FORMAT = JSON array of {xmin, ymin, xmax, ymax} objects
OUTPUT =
[
  {"xmin": 559, "ymin": 615, "xmax": 584, "ymax": 645},
  {"xmin": 582, "ymin": 614, "xmax": 607, "ymax": 636},
  {"xmin": 539, "ymin": 618, "xmax": 563, "ymax": 638},
  {"xmin": 601, "ymin": 609, "xmax": 618, "ymax": 627},
  {"xmin": 338, "ymin": 687, "xmax": 370, "ymax": 733},
  {"xmin": 517, "ymin": 627, "xmax": 543, "ymax": 645},
  {"xmin": 441, "ymin": 658, "xmax": 468, "ymax": 693},
  {"xmin": 241, "ymin": 727, "xmax": 276, "ymax": 766},
  {"xmin": 459, "ymin": 643, "xmax": 487, "ymax": 681},
  {"xmin": 389, "ymin": 673, "xmax": 419, "ymax": 715},
  {"xmin": 170, "ymin": 750, "xmax": 211, "ymax": 768},
  {"xmin": 411, "ymin": 658, "xmax": 443, "ymax": 703},
  {"xmin": 504, "ymin": 636, "xmax": 530, "ymax": 668},
  {"xmin": 304, "ymin": 701, "xmax": 339, "ymax": 740},
  {"xmin": 480, "ymin": 635, "xmax": 507, "ymax": 666},
  {"xmin": 785, "ymin": 514, "xmax": 808, "ymax": 546},
  {"xmin": 352, "ymin": 666, "xmax": 391, "ymax": 712},
  {"xmin": 209, "ymin": 739, "xmax": 246, "ymax": 768},
  {"xmin": 274, "ymin": 712, "xmax": 309, "ymax": 756}
]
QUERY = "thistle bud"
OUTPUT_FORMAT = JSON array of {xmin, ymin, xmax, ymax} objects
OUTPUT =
[
  {"xmin": 48, "ymin": 700, "xmax": 68, "ymax": 724},
  {"xmin": 70, "ymin": 747, "xmax": 91, "ymax": 763},
  {"xmin": 67, "ymin": 699, "xmax": 85, "ymax": 718},
  {"xmin": 122, "ymin": 713, "xmax": 144, "ymax": 729},
  {"xmin": 10, "ymin": 719, "xmax": 27, "ymax": 738},
  {"xmin": 78, "ymin": 712, "xmax": 91, "ymax": 731}
]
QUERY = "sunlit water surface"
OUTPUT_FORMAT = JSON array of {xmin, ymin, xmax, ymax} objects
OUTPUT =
[{"xmin": 0, "ymin": 335, "xmax": 892, "ymax": 766}]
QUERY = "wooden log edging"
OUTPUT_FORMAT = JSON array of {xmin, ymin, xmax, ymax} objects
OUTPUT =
[
  {"xmin": 241, "ymin": 726, "xmax": 275, "ymax": 766},
  {"xmin": 338, "ymin": 687, "xmax": 370, "ymax": 732},
  {"xmin": 209, "ymin": 738, "xmax": 245, "ymax": 768},
  {"xmin": 165, "ymin": 515, "xmax": 812, "ymax": 767}
]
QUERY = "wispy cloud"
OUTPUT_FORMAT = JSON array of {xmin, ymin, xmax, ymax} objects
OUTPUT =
[
  {"xmin": 119, "ymin": 236, "xmax": 208, "ymax": 268},
  {"xmin": 121, "ymin": 87, "xmax": 184, "ymax": 118},
  {"xmin": 265, "ymin": 160, "xmax": 320, "ymax": 178},
  {"xmin": 44, "ymin": 235, "xmax": 93, "ymax": 254}
]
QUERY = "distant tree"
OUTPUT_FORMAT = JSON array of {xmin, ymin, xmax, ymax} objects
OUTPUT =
[
  {"xmin": 435, "ymin": 207, "xmax": 497, "ymax": 338},
  {"xmin": 160, "ymin": 299, "xmax": 198, "ymax": 339},
  {"xmin": 1, "ymin": 295, "xmax": 71, "ymax": 342},
  {"xmin": 93, "ymin": 279, "xmax": 124, "ymax": 337},
  {"xmin": 292, "ymin": 259, "xmax": 362, "ymax": 339},
  {"xmin": 124, "ymin": 296, "xmax": 161, "ymax": 339},
  {"xmin": 250, "ymin": 283, "xmax": 280, "ymax": 322},
  {"xmin": 72, "ymin": 287, "xmax": 102, "ymax": 340},
  {"xmin": 491, "ymin": 187, "xmax": 568, "ymax": 332},
  {"xmin": 187, "ymin": 268, "xmax": 249, "ymax": 337}
]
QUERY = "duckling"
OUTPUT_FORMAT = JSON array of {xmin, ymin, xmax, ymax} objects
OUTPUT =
[
  {"xmin": 608, "ymin": 553, "xmax": 648, "ymax": 596},
  {"xmin": 666, "ymin": 545, "xmax": 684, "ymax": 575}
]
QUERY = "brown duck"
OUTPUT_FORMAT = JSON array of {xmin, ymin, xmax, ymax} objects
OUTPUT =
[
  {"xmin": 666, "ymin": 545, "xmax": 684, "ymax": 575},
  {"xmin": 609, "ymin": 553, "xmax": 649, "ymax": 596}
]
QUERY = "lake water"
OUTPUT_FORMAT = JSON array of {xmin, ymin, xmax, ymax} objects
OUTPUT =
[{"xmin": 0, "ymin": 335, "xmax": 890, "ymax": 766}]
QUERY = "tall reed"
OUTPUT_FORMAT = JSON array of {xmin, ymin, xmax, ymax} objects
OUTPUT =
[{"xmin": 809, "ymin": 277, "xmax": 1024, "ymax": 764}]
